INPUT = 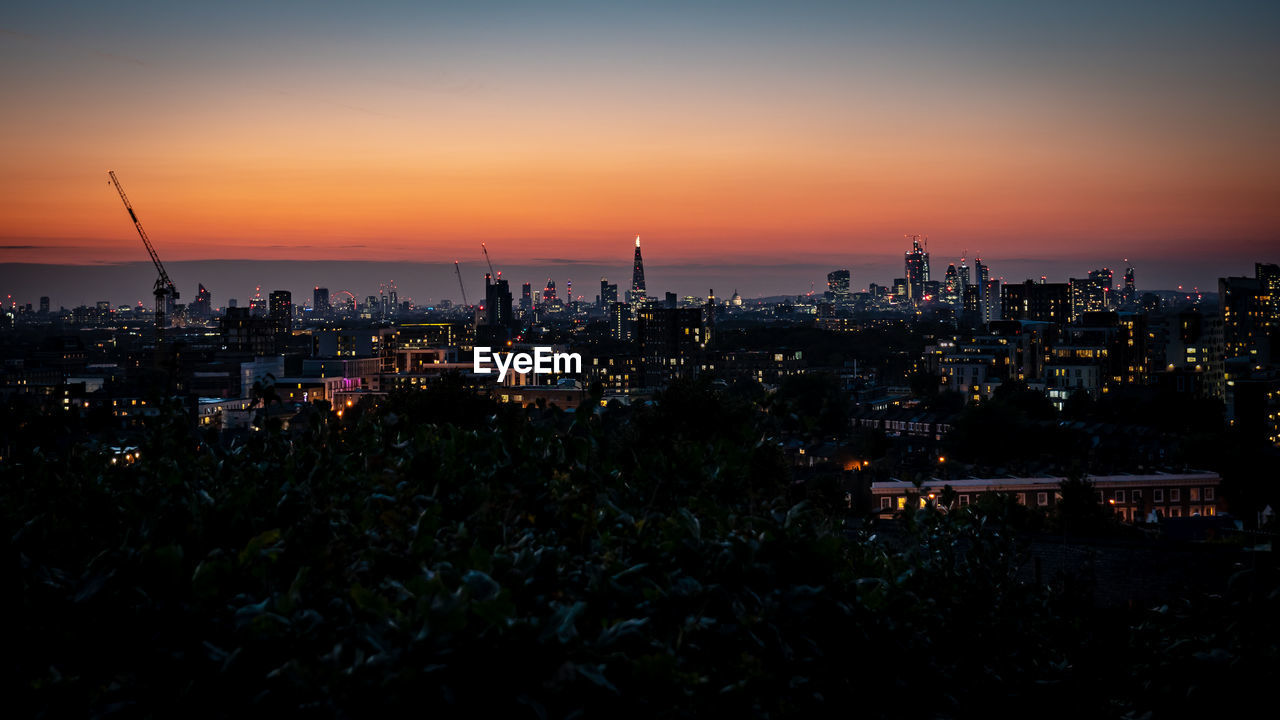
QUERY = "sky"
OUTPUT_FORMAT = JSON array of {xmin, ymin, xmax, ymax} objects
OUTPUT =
[{"xmin": 2, "ymin": 1, "xmax": 1278, "ymax": 303}]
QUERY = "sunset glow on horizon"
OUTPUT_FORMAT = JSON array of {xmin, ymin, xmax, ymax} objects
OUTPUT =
[{"xmin": 3, "ymin": 1, "xmax": 1278, "ymax": 282}]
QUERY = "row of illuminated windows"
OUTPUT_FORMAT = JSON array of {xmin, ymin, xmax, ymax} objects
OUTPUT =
[
  {"xmin": 1115, "ymin": 506, "xmax": 1214, "ymax": 521},
  {"xmin": 1096, "ymin": 487, "xmax": 1214, "ymax": 504},
  {"xmin": 880, "ymin": 487, "xmax": 1217, "ymax": 512},
  {"xmin": 882, "ymin": 492, "xmax": 1051, "ymax": 511}
]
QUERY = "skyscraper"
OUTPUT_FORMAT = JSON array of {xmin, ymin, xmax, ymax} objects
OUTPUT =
[
  {"xmin": 249, "ymin": 288, "xmax": 267, "ymax": 317},
  {"xmin": 630, "ymin": 235, "xmax": 647, "ymax": 303},
  {"xmin": 268, "ymin": 290, "xmax": 292, "ymax": 336},
  {"xmin": 610, "ymin": 301, "xmax": 632, "ymax": 341},
  {"xmin": 943, "ymin": 264, "xmax": 960, "ymax": 306},
  {"xmin": 974, "ymin": 257, "xmax": 990, "ymax": 320},
  {"xmin": 1088, "ymin": 268, "xmax": 1114, "ymax": 308},
  {"xmin": 826, "ymin": 270, "xmax": 850, "ymax": 304},
  {"xmin": 521, "ymin": 283, "xmax": 532, "ymax": 314},
  {"xmin": 983, "ymin": 279, "xmax": 1001, "ymax": 325},
  {"xmin": 191, "ymin": 283, "xmax": 212, "ymax": 319},
  {"xmin": 600, "ymin": 277, "xmax": 618, "ymax": 309},
  {"xmin": 485, "ymin": 274, "xmax": 513, "ymax": 330},
  {"xmin": 904, "ymin": 235, "xmax": 929, "ymax": 303},
  {"xmin": 313, "ymin": 286, "xmax": 330, "ymax": 318}
]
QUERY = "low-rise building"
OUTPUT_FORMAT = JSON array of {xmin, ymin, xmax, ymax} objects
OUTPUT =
[{"xmin": 871, "ymin": 472, "xmax": 1223, "ymax": 523}]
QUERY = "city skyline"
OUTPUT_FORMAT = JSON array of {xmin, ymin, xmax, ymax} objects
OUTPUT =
[
  {"xmin": 2, "ymin": 1, "xmax": 1278, "ymax": 289},
  {"xmin": 7, "ymin": 5, "xmax": 1280, "ymax": 713},
  {"xmin": 0, "ymin": 248, "xmax": 1237, "ymax": 312}
]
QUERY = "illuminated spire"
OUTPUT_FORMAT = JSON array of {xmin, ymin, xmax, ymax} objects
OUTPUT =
[{"xmin": 631, "ymin": 235, "xmax": 646, "ymax": 300}]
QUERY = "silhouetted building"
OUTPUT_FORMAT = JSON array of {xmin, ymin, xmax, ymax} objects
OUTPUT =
[
  {"xmin": 221, "ymin": 307, "xmax": 274, "ymax": 355},
  {"xmin": 904, "ymin": 236, "xmax": 929, "ymax": 303},
  {"xmin": 485, "ymin": 274, "xmax": 513, "ymax": 329},
  {"xmin": 637, "ymin": 306, "xmax": 708, "ymax": 386},
  {"xmin": 269, "ymin": 290, "xmax": 292, "ymax": 336},
  {"xmin": 1148, "ymin": 308, "xmax": 1225, "ymax": 399},
  {"xmin": 190, "ymin": 283, "xmax": 212, "ymax": 320},
  {"xmin": 599, "ymin": 278, "xmax": 618, "ymax": 309},
  {"xmin": 943, "ymin": 264, "xmax": 960, "ymax": 306},
  {"xmin": 1213, "ymin": 266, "xmax": 1274, "ymax": 361},
  {"xmin": 313, "ymin": 287, "xmax": 330, "ymax": 318},
  {"xmin": 1003, "ymin": 280, "xmax": 1070, "ymax": 326},
  {"xmin": 630, "ymin": 236, "xmax": 647, "ymax": 303},
  {"xmin": 609, "ymin": 302, "xmax": 632, "ymax": 342},
  {"xmin": 1069, "ymin": 276, "xmax": 1108, "ymax": 321},
  {"xmin": 826, "ymin": 269, "xmax": 850, "ymax": 304}
]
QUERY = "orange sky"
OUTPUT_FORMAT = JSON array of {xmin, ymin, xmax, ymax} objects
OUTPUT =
[{"xmin": 3, "ymin": 2, "xmax": 1278, "ymax": 271}]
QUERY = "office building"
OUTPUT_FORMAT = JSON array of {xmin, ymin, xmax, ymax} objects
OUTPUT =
[
  {"xmin": 268, "ymin": 290, "xmax": 292, "ymax": 336},
  {"xmin": 313, "ymin": 287, "xmax": 330, "ymax": 318},
  {"xmin": 904, "ymin": 235, "xmax": 929, "ymax": 303},
  {"xmin": 826, "ymin": 270, "xmax": 851, "ymax": 304}
]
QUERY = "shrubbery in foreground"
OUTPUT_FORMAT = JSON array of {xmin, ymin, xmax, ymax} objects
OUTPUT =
[{"xmin": 4, "ymin": 381, "xmax": 1276, "ymax": 717}]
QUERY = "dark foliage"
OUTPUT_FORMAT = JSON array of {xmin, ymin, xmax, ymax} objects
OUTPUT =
[{"xmin": 3, "ymin": 384, "xmax": 1276, "ymax": 718}]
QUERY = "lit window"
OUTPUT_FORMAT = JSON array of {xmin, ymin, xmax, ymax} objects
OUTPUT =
[
  {"xmin": 1170, "ymin": 489, "xmax": 1181, "ymax": 502},
  {"xmin": 1189, "ymin": 488, "xmax": 1199, "ymax": 502}
]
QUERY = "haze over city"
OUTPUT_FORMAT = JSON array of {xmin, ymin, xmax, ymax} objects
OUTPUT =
[{"xmin": 3, "ymin": 0, "xmax": 1278, "ymax": 304}]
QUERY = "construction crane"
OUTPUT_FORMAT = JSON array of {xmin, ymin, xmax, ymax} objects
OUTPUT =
[
  {"xmin": 108, "ymin": 171, "xmax": 179, "ymax": 353},
  {"xmin": 454, "ymin": 261, "xmax": 468, "ymax": 306},
  {"xmin": 481, "ymin": 242, "xmax": 495, "ymax": 277}
]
